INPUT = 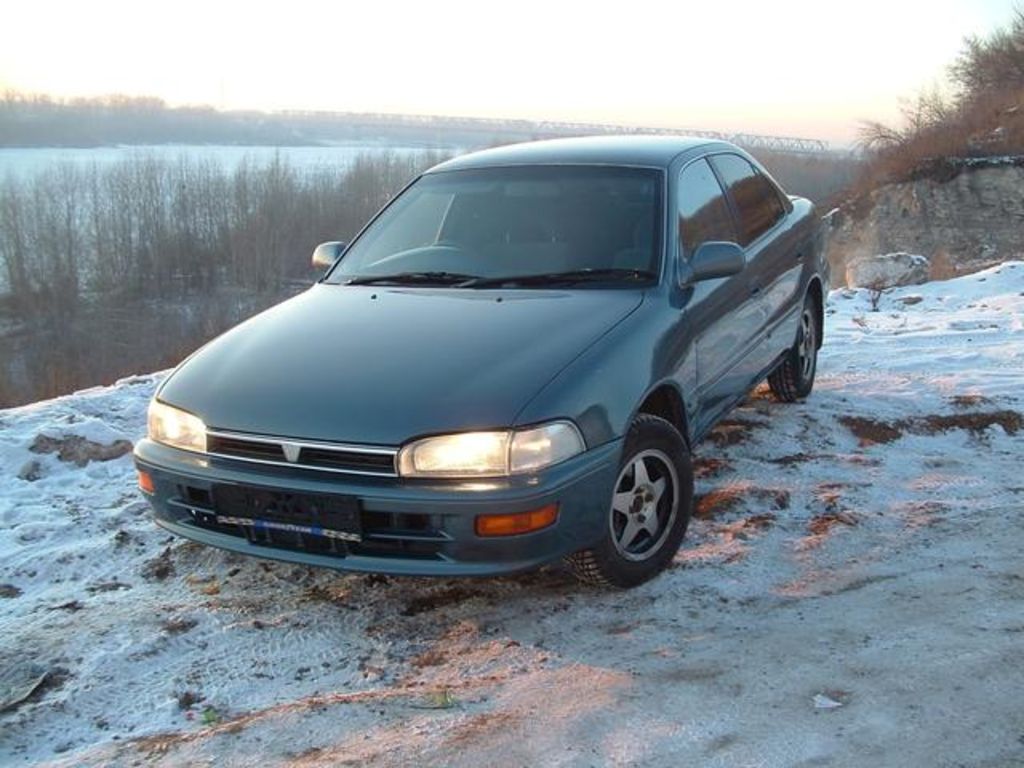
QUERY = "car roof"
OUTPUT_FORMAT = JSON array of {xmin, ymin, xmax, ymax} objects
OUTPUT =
[{"xmin": 426, "ymin": 135, "xmax": 733, "ymax": 173}]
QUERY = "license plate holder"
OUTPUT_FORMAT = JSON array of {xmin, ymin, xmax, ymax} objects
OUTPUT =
[{"xmin": 212, "ymin": 486, "xmax": 362, "ymax": 542}]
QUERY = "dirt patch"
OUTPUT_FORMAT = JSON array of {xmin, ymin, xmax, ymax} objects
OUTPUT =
[
  {"xmin": 949, "ymin": 394, "xmax": 994, "ymax": 409},
  {"xmin": 402, "ymin": 587, "xmax": 484, "ymax": 617},
  {"xmin": 743, "ymin": 513, "xmax": 777, "ymax": 530},
  {"xmin": 695, "ymin": 485, "xmax": 789, "ymax": 520},
  {"xmin": 176, "ymin": 690, "xmax": 204, "ymax": 710},
  {"xmin": 838, "ymin": 416, "xmax": 903, "ymax": 445},
  {"xmin": 141, "ymin": 547, "xmax": 175, "ymax": 582},
  {"xmin": 719, "ymin": 513, "xmax": 777, "ymax": 544},
  {"xmin": 813, "ymin": 484, "xmax": 846, "ymax": 514},
  {"xmin": 86, "ymin": 581, "xmax": 131, "ymax": 594},
  {"xmin": 769, "ymin": 452, "xmax": 822, "ymax": 466},
  {"xmin": 808, "ymin": 512, "xmax": 859, "ymax": 536},
  {"xmin": 0, "ymin": 584, "xmax": 21, "ymax": 599},
  {"xmin": 48, "ymin": 600, "xmax": 84, "ymax": 612},
  {"xmin": 794, "ymin": 511, "xmax": 861, "ymax": 553},
  {"xmin": 695, "ymin": 487, "xmax": 747, "ymax": 519},
  {"xmin": 29, "ymin": 434, "xmax": 133, "ymax": 466},
  {"xmin": 755, "ymin": 488, "xmax": 791, "ymax": 510},
  {"xmin": 411, "ymin": 648, "xmax": 449, "ymax": 668},
  {"xmin": 161, "ymin": 618, "xmax": 198, "ymax": 636},
  {"xmin": 918, "ymin": 410, "xmax": 1022, "ymax": 436},
  {"xmin": 843, "ymin": 454, "xmax": 882, "ymax": 467},
  {"xmin": 303, "ymin": 583, "xmax": 354, "ymax": 606},
  {"xmin": 898, "ymin": 501, "xmax": 950, "ymax": 529},
  {"xmin": 840, "ymin": 410, "xmax": 1022, "ymax": 445},
  {"xmin": 693, "ymin": 457, "xmax": 734, "ymax": 479},
  {"xmin": 705, "ymin": 419, "xmax": 766, "ymax": 448}
]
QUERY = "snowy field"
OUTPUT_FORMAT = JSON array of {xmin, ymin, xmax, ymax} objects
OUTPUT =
[{"xmin": 1, "ymin": 264, "xmax": 1022, "ymax": 766}]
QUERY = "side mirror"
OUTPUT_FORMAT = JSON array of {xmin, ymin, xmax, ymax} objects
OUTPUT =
[
  {"xmin": 312, "ymin": 241, "xmax": 346, "ymax": 271},
  {"xmin": 686, "ymin": 241, "xmax": 745, "ymax": 283}
]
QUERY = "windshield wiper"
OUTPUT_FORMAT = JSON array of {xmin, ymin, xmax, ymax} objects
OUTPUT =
[
  {"xmin": 460, "ymin": 268, "xmax": 657, "ymax": 288},
  {"xmin": 343, "ymin": 271, "xmax": 480, "ymax": 286}
]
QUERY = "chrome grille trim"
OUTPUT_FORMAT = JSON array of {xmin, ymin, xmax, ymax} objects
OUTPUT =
[
  {"xmin": 205, "ymin": 429, "xmax": 398, "ymax": 477},
  {"xmin": 206, "ymin": 430, "xmax": 397, "ymax": 455}
]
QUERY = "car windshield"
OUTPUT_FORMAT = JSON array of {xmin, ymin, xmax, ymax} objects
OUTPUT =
[{"xmin": 327, "ymin": 165, "xmax": 663, "ymax": 287}]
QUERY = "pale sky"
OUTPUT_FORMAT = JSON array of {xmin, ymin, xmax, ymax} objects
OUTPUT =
[{"xmin": 0, "ymin": 0, "xmax": 1016, "ymax": 145}]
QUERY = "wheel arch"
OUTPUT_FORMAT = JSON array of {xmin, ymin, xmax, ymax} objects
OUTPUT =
[{"xmin": 633, "ymin": 382, "xmax": 692, "ymax": 450}]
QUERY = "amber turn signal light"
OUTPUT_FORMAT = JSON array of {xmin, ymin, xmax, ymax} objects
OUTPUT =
[
  {"xmin": 475, "ymin": 504, "xmax": 558, "ymax": 537},
  {"xmin": 137, "ymin": 469, "xmax": 155, "ymax": 494}
]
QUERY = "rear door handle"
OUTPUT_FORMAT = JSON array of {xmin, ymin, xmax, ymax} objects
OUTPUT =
[{"xmin": 749, "ymin": 284, "xmax": 762, "ymax": 296}]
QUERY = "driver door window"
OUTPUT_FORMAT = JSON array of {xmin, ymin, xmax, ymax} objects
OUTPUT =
[{"xmin": 677, "ymin": 158, "xmax": 737, "ymax": 258}]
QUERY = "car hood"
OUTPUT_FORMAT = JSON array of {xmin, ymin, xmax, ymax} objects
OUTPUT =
[{"xmin": 158, "ymin": 284, "xmax": 644, "ymax": 445}]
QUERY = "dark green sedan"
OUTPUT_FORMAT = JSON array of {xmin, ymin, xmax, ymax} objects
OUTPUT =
[{"xmin": 134, "ymin": 136, "xmax": 829, "ymax": 587}]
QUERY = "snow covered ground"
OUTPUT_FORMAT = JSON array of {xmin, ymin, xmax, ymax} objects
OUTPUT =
[{"xmin": 1, "ymin": 264, "xmax": 1022, "ymax": 767}]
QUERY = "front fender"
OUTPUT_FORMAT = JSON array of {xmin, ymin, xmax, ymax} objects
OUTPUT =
[{"xmin": 513, "ymin": 296, "xmax": 691, "ymax": 448}]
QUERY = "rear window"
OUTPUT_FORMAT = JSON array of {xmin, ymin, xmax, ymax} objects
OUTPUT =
[{"xmin": 710, "ymin": 154, "xmax": 786, "ymax": 246}]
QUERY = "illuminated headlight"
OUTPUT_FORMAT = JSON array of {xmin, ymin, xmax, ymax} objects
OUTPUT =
[
  {"xmin": 147, "ymin": 400, "xmax": 207, "ymax": 453},
  {"xmin": 397, "ymin": 422, "xmax": 585, "ymax": 478}
]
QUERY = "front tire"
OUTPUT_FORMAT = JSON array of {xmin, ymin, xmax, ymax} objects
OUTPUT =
[
  {"xmin": 768, "ymin": 292, "xmax": 819, "ymax": 402},
  {"xmin": 567, "ymin": 414, "xmax": 693, "ymax": 588}
]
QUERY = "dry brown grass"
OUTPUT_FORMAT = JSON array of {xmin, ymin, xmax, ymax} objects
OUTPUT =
[{"xmin": 694, "ymin": 483, "xmax": 791, "ymax": 520}]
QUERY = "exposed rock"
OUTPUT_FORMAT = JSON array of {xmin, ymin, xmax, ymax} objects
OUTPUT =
[
  {"xmin": 29, "ymin": 434, "xmax": 132, "ymax": 467},
  {"xmin": 0, "ymin": 584, "xmax": 22, "ymax": 599},
  {"xmin": 846, "ymin": 252, "xmax": 930, "ymax": 289},
  {"xmin": 17, "ymin": 460, "xmax": 42, "ymax": 481},
  {"xmin": 829, "ymin": 161, "xmax": 1024, "ymax": 284}
]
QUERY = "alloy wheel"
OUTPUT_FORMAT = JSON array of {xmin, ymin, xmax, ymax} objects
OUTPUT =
[{"xmin": 609, "ymin": 449, "xmax": 678, "ymax": 562}]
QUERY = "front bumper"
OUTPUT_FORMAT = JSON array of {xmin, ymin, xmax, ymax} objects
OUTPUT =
[{"xmin": 134, "ymin": 438, "xmax": 622, "ymax": 577}]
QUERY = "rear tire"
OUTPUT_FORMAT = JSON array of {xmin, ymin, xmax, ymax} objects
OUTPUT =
[
  {"xmin": 768, "ymin": 292, "xmax": 819, "ymax": 402},
  {"xmin": 567, "ymin": 414, "xmax": 693, "ymax": 588}
]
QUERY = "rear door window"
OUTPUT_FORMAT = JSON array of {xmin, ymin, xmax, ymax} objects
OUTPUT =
[
  {"xmin": 677, "ymin": 158, "xmax": 737, "ymax": 257},
  {"xmin": 709, "ymin": 154, "xmax": 786, "ymax": 246}
]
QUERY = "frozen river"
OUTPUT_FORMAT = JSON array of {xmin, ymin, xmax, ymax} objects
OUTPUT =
[{"xmin": 0, "ymin": 142, "xmax": 462, "ymax": 180}]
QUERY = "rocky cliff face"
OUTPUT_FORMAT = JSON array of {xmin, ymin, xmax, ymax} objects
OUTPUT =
[{"xmin": 828, "ymin": 158, "xmax": 1024, "ymax": 284}]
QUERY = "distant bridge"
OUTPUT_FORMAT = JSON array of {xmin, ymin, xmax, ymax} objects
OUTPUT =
[
  {"xmin": 280, "ymin": 110, "xmax": 832, "ymax": 156},
  {"xmin": 497, "ymin": 120, "xmax": 830, "ymax": 155}
]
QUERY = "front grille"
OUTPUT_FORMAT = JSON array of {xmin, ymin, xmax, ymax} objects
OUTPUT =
[
  {"xmin": 207, "ymin": 435, "xmax": 285, "ymax": 461},
  {"xmin": 299, "ymin": 446, "xmax": 396, "ymax": 474},
  {"xmin": 206, "ymin": 430, "xmax": 398, "ymax": 477}
]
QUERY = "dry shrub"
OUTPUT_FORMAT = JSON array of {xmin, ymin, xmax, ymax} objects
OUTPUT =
[{"xmin": 847, "ymin": 10, "xmax": 1024, "ymax": 204}]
